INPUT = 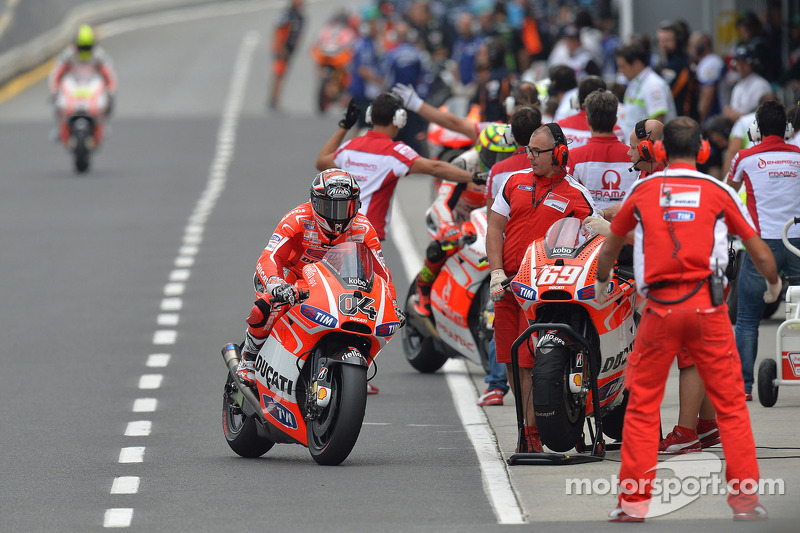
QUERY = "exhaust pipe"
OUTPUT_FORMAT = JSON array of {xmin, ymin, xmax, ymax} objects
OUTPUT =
[{"xmin": 221, "ymin": 343, "xmax": 265, "ymax": 422}]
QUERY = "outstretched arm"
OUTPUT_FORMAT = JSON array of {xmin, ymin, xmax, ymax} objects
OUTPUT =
[
  {"xmin": 409, "ymin": 157, "xmax": 474, "ymax": 183},
  {"xmin": 392, "ymin": 83, "xmax": 478, "ymax": 141}
]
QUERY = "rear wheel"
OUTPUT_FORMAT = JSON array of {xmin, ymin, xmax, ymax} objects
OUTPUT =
[
  {"xmin": 402, "ymin": 281, "xmax": 448, "ymax": 373},
  {"xmin": 308, "ymin": 363, "xmax": 367, "ymax": 465},
  {"xmin": 532, "ymin": 345, "xmax": 585, "ymax": 452},
  {"xmin": 222, "ymin": 375, "xmax": 274, "ymax": 458},
  {"xmin": 757, "ymin": 358, "xmax": 779, "ymax": 407}
]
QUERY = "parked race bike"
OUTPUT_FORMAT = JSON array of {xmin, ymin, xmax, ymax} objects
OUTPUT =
[
  {"xmin": 508, "ymin": 217, "xmax": 636, "ymax": 456},
  {"xmin": 53, "ymin": 64, "xmax": 110, "ymax": 173},
  {"xmin": 221, "ymin": 242, "xmax": 401, "ymax": 465},
  {"xmin": 402, "ymin": 207, "xmax": 493, "ymax": 374},
  {"xmin": 309, "ymin": 16, "xmax": 356, "ymax": 113}
]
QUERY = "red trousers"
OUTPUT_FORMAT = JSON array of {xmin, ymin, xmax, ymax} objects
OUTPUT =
[
  {"xmin": 494, "ymin": 291, "xmax": 535, "ymax": 367},
  {"xmin": 618, "ymin": 284, "xmax": 760, "ymax": 516}
]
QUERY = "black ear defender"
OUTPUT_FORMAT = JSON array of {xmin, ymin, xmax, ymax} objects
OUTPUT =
[
  {"xmin": 545, "ymin": 122, "xmax": 569, "ymax": 167},
  {"xmin": 635, "ymin": 119, "xmax": 655, "ymax": 162}
]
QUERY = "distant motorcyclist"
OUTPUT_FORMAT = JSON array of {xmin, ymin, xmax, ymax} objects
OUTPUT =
[
  {"xmin": 48, "ymin": 24, "xmax": 117, "ymax": 143},
  {"xmin": 236, "ymin": 169, "xmax": 401, "ymax": 395},
  {"xmin": 413, "ymin": 124, "xmax": 515, "ymax": 316}
]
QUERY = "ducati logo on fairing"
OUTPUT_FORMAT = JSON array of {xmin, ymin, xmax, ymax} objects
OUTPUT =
[{"xmin": 255, "ymin": 355, "xmax": 295, "ymax": 394}]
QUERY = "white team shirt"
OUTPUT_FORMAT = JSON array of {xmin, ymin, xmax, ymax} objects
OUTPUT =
[
  {"xmin": 619, "ymin": 67, "xmax": 676, "ymax": 138},
  {"xmin": 729, "ymin": 73, "xmax": 771, "ymax": 115}
]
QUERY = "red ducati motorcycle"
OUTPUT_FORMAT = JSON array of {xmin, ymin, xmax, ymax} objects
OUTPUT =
[{"xmin": 222, "ymin": 242, "xmax": 401, "ymax": 465}]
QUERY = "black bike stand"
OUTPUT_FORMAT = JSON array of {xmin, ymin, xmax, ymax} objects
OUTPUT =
[{"xmin": 506, "ymin": 323, "xmax": 607, "ymax": 466}]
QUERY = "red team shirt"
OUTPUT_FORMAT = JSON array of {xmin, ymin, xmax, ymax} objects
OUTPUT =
[
  {"xmin": 610, "ymin": 163, "xmax": 757, "ymax": 296},
  {"xmin": 566, "ymin": 136, "xmax": 633, "ymax": 210},
  {"xmin": 333, "ymin": 130, "xmax": 420, "ymax": 240},
  {"xmin": 492, "ymin": 169, "xmax": 596, "ymax": 274},
  {"xmin": 557, "ymin": 110, "xmax": 626, "ymax": 149},
  {"xmin": 255, "ymin": 202, "xmax": 396, "ymax": 301}
]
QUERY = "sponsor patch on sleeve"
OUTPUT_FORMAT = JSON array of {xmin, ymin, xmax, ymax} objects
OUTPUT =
[
  {"xmin": 394, "ymin": 143, "xmax": 419, "ymax": 161},
  {"xmin": 266, "ymin": 233, "xmax": 282, "ymax": 251}
]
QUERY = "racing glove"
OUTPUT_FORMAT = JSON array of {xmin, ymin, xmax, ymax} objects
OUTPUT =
[
  {"xmin": 395, "ymin": 306, "xmax": 407, "ymax": 328},
  {"xmin": 391, "ymin": 83, "xmax": 423, "ymax": 112},
  {"xmin": 272, "ymin": 283, "xmax": 299, "ymax": 306},
  {"xmin": 339, "ymin": 99, "xmax": 362, "ymax": 130},
  {"xmin": 472, "ymin": 171, "xmax": 488, "ymax": 185},
  {"xmin": 764, "ymin": 278, "xmax": 782, "ymax": 304},
  {"xmin": 490, "ymin": 269, "xmax": 508, "ymax": 302},
  {"xmin": 594, "ymin": 271, "xmax": 613, "ymax": 304}
]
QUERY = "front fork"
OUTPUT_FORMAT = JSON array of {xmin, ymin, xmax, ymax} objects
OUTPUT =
[{"xmin": 304, "ymin": 347, "xmax": 369, "ymax": 420}]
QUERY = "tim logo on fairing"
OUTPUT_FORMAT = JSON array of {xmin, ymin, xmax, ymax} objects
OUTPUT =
[
  {"xmin": 262, "ymin": 394, "xmax": 298, "ymax": 429},
  {"xmin": 300, "ymin": 304, "xmax": 338, "ymax": 327},
  {"xmin": 511, "ymin": 281, "xmax": 536, "ymax": 300}
]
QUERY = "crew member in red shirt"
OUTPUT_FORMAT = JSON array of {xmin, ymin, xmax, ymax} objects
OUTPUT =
[
  {"xmin": 486, "ymin": 123, "xmax": 596, "ymax": 451},
  {"xmin": 557, "ymin": 76, "xmax": 626, "ymax": 149},
  {"xmin": 596, "ymin": 117, "xmax": 778, "ymax": 522}
]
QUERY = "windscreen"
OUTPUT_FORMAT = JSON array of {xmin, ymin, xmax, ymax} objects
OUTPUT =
[
  {"xmin": 543, "ymin": 217, "xmax": 592, "ymax": 257},
  {"xmin": 321, "ymin": 241, "xmax": 375, "ymax": 292}
]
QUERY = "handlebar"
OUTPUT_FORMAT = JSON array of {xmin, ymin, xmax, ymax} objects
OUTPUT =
[{"xmin": 268, "ymin": 288, "xmax": 310, "ymax": 308}]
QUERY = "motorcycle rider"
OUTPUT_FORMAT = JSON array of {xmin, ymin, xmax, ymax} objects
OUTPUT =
[
  {"xmin": 413, "ymin": 123, "xmax": 516, "ymax": 316},
  {"xmin": 235, "ymin": 169, "xmax": 402, "ymax": 393},
  {"xmin": 48, "ymin": 24, "xmax": 117, "ymax": 145}
]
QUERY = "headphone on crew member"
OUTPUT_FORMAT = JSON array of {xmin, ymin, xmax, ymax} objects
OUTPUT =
[
  {"xmin": 747, "ymin": 114, "xmax": 796, "ymax": 143},
  {"xmin": 545, "ymin": 122, "xmax": 569, "ymax": 168},
  {"xmin": 365, "ymin": 93, "xmax": 408, "ymax": 129},
  {"xmin": 635, "ymin": 119, "xmax": 710, "ymax": 166}
]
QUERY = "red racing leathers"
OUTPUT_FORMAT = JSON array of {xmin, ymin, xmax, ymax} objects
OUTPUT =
[{"xmin": 243, "ymin": 202, "xmax": 396, "ymax": 356}]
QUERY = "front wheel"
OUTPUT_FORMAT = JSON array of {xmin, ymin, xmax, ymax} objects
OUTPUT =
[
  {"xmin": 222, "ymin": 375, "xmax": 274, "ymax": 458},
  {"xmin": 308, "ymin": 363, "xmax": 367, "ymax": 465},
  {"xmin": 532, "ymin": 345, "xmax": 585, "ymax": 452}
]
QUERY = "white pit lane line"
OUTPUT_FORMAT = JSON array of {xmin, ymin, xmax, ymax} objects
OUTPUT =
[
  {"xmin": 390, "ymin": 204, "xmax": 525, "ymax": 524},
  {"xmin": 105, "ymin": 29, "xmax": 260, "ymax": 527}
]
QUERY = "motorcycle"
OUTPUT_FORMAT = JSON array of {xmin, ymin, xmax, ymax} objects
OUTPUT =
[
  {"xmin": 309, "ymin": 17, "xmax": 356, "ymax": 113},
  {"xmin": 54, "ymin": 64, "xmax": 110, "ymax": 173},
  {"xmin": 402, "ymin": 206, "xmax": 493, "ymax": 374},
  {"xmin": 507, "ymin": 217, "xmax": 636, "ymax": 459},
  {"xmin": 221, "ymin": 242, "xmax": 401, "ymax": 465}
]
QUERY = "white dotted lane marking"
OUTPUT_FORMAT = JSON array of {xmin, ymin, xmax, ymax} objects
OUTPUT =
[
  {"xmin": 105, "ymin": 30, "xmax": 260, "ymax": 528},
  {"xmin": 132, "ymin": 398, "xmax": 157, "ymax": 413},
  {"xmin": 118, "ymin": 447, "xmax": 145, "ymax": 464},
  {"xmin": 104, "ymin": 509, "xmax": 133, "ymax": 528},
  {"xmin": 124, "ymin": 421, "xmax": 152, "ymax": 437},
  {"xmin": 111, "ymin": 477, "xmax": 140, "ymax": 495},
  {"xmin": 138, "ymin": 375, "xmax": 163, "ymax": 390}
]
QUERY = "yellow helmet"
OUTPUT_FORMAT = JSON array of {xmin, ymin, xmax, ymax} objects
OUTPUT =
[{"xmin": 75, "ymin": 24, "xmax": 95, "ymax": 61}]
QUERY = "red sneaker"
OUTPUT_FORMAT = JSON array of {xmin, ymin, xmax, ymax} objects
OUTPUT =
[
  {"xmin": 733, "ymin": 504, "xmax": 768, "ymax": 521},
  {"xmin": 745, "ymin": 392, "xmax": 753, "ymax": 402},
  {"xmin": 413, "ymin": 292, "xmax": 432, "ymax": 316},
  {"xmin": 477, "ymin": 388, "xmax": 504, "ymax": 406},
  {"xmin": 366, "ymin": 382, "xmax": 379, "ymax": 395},
  {"xmin": 516, "ymin": 426, "xmax": 543, "ymax": 453},
  {"xmin": 608, "ymin": 506, "xmax": 645, "ymax": 523},
  {"xmin": 658, "ymin": 426, "xmax": 701, "ymax": 455},
  {"xmin": 697, "ymin": 418, "xmax": 720, "ymax": 448}
]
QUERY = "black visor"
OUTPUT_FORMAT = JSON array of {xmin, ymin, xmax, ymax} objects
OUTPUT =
[{"xmin": 311, "ymin": 196, "xmax": 358, "ymax": 222}]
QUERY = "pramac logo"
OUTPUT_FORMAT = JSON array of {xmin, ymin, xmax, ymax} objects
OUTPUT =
[{"xmin": 601, "ymin": 170, "xmax": 621, "ymax": 190}]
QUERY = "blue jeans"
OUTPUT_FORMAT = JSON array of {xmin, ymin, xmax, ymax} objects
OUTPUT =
[
  {"xmin": 484, "ymin": 337, "xmax": 509, "ymax": 393},
  {"xmin": 735, "ymin": 238, "xmax": 800, "ymax": 392}
]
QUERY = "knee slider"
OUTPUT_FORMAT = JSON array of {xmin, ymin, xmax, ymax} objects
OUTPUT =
[
  {"xmin": 246, "ymin": 298, "xmax": 272, "ymax": 329},
  {"xmin": 426, "ymin": 241, "xmax": 446, "ymax": 263}
]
